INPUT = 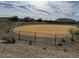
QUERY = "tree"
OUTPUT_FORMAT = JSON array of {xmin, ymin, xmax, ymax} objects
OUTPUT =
[
  {"xmin": 23, "ymin": 17, "xmax": 34, "ymax": 22},
  {"xmin": 47, "ymin": 20, "xmax": 54, "ymax": 23},
  {"xmin": 8, "ymin": 16, "xmax": 19, "ymax": 22},
  {"xmin": 36, "ymin": 19, "xmax": 42, "ymax": 22},
  {"xmin": 6, "ymin": 16, "xmax": 19, "ymax": 29}
]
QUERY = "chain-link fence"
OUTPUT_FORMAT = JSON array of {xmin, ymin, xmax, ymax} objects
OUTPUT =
[
  {"xmin": 0, "ymin": 29, "xmax": 78, "ymax": 46},
  {"xmin": 0, "ymin": 29, "xmax": 79, "ymax": 57}
]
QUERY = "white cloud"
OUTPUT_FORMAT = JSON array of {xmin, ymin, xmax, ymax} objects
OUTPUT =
[{"xmin": 0, "ymin": 1, "xmax": 78, "ymax": 20}]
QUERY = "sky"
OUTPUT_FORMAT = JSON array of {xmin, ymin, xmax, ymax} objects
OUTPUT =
[{"xmin": 0, "ymin": 1, "xmax": 79, "ymax": 20}]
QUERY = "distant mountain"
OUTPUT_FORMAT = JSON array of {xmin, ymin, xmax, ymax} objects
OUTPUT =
[{"xmin": 56, "ymin": 18, "xmax": 76, "ymax": 22}]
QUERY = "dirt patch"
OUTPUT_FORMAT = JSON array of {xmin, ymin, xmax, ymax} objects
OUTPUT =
[{"xmin": 13, "ymin": 24, "xmax": 77, "ymax": 37}]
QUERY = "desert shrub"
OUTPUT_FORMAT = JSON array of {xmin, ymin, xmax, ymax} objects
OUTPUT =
[
  {"xmin": 74, "ymin": 30, "xmax": 79, "ymax": 35},
  {"xmin": 61, "ymin": 39, "xmax": 66, "ymax": 43},
  {"xmin": 29, "ymin": 41, "xmax": 32, "ymax": 45},
  {"xmin": 72, "ymin": 30, "xmax": 79, "ymax": 41},
  {"xmin": 43, "ymin": 47, "xmax": 46, "ymax": 50},
  {"xmin": 57, "ymin": 43, "xmax": 62, "ymax": 46},
  {"xmin": 71, "ymin": 38, "xmax": 75, "ymax": 42},
  {"xmin": 1, "ymin": 36, "xmax": 15, "ymax": 43},
  {"xmin": 68, "ymin": 28, "xmax": 78, "ymax": 35},
  {"xmin": 57, "ymin": 39, "xmax": 66, "ymax": 46},
  {"xmin": 68, "ymin": 28, "xmax": 77, "ymax": 35}
]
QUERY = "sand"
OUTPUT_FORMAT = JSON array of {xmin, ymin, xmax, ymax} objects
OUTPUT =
[{"xmin": 13, "ymin": 24, "xmax": 76, "ymax": 37}]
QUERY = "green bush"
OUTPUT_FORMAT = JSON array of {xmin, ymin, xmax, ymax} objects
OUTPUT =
[{"xmin": 1, "ymin": 36, "xmax": 15, "ymax": 43}]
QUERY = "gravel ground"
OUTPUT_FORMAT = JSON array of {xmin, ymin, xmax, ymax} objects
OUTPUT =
[{"xmin": 0, "ymin": 40, "xmax": 78, "ymax": 58}]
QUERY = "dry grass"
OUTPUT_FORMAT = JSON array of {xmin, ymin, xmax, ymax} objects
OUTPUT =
[{"xmin": 13, "ymin": 24, "xmax": 77, "ymax": 37}]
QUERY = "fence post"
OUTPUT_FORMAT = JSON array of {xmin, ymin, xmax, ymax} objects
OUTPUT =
[
  {"xmin": 35, "ymin": 32, "xmax": 36, "ymax": 44},
  {"xmin": 5, "ymin": 29, "xmax": 9, "ymax": 37},
  {"xmin": 18, "ymin": 31, "xmax": 20, "ymax": 40},
  {"xmin": 70, "ymin": 28, "xmax": 75, "ymax": 42},
  {"xmin": 72, "ymin": 33, "xmax": 74, "ymax": 39},
  {"xmin": 71, "ymin": 33, "xmax": 75, "ymax": 42},
  {"xmin": 54, "ymin": 34, "xmax": 57, "ymax": 46},
  {"xmin": 5, "ymin": 30, "xmax": 7, "ymax": 37}
]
